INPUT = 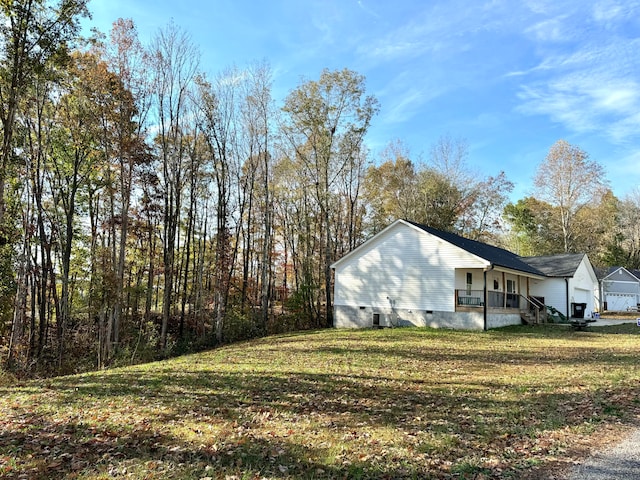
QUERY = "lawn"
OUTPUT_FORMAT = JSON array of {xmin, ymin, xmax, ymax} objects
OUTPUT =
[{"xmin": 1, "ymin": 324, "xmax": 640, "ymax": 479}]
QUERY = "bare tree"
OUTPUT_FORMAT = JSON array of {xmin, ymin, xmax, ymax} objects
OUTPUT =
[
  {"xmin": 534, "ymin": 140, "xmax": 608, "ymax": 252},
  {"xmin": 149, "ymin": 22, "xmax": 199, "ymax": 351}
]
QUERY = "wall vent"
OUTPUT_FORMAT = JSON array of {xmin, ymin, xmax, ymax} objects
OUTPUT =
[{"xmin": 372, "ymin": 313, "xmax": 380, "ymax": 327}]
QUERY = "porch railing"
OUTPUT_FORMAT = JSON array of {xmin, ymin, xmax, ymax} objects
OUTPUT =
[
  {"xmin": 456, "ymin": 290, "xmax": 522, "ymax": 309},
  {"xmin": 456, "ymin": 289, "xmax": 484, "ymax": 307}
]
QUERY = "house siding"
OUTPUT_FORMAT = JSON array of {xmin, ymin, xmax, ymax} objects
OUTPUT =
[
  {"xmin": 333, "ymin": 223, "xmax": 488, "ymax": 318},
  {"xmin": 605, "ymin": 282, "xmax": 640, "ymax": 295},
  {"xmin": 528, "ymin": 256, "xmax": 598, "ymax": 318},
  {"xmin": 569, "ymin": 257, "xmax": 598, "ymax": 317},
  {"xmin": 529, "ymin": 278, "xmax": 568, "ymax": 316}
]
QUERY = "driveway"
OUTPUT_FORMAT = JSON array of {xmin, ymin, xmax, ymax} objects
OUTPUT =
[
  {"xmin": 563, "ymin": 316, "xmax": 639, "ymax": 479},
  {"xmin": 588, "ymin": 317, "xmax": 638, "ymax": 326},
  {"xmin": 565, "ymin": 429, "xmax": 640, "ymax": 479}
]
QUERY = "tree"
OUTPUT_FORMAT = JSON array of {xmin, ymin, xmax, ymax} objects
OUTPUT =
[
  {"xmin": 503, "ymin": 197, "xmax": 563, "ymax": 256},
  {"xmin": 459, "ymin": 171, "xmax": 514, "ymax": 242},
  {"xmin": 103, "ymin": 19, "xmax": 150, "ymax": 358},
  {"xmin": 363, "ymin": 140, "xmax": 419, "ymax": 233},
  {"xmin": 47, "ymin": 52, "xmax": 102, "ymax": 368},
  {"xmin": 534, "ymin": 140, "xmax": 608, "ymax": 252},
  {"xmin": 603, "ymin": 189, "xmax": 640, "ymax": 268},
  {"xmin": 0, "ymin": 0, "xmax": 88, "ymax": 232},
  {"xmin": 282, "ymin": 68, "xmax": 379, "ymax": 327},
  {"xmin": 1, "ymin": 0, "xmax": 88, "ymax": 363},
  {"xmin": 423, "ymin": 135, "xmax": 477, "ymax": 232},
  {"xmin": 195, "ymin": 69, "xmax": 239, "ymax": 344},
  {"xmin": 238, "ymin": 62, "xmax": 274, "ymax": 330},
  {"xmin": 149, "ymin": 22, "xmax": 199, "ymax": 351}
]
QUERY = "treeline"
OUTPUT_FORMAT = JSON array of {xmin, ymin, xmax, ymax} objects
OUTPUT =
[{"xmin": 1, "ymin": 1, "xmax": 639, "ymax": 377}]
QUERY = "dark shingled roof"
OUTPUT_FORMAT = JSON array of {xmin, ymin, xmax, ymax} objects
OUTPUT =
[
  {"xmin": 596, "ymin": 266, "xmax": 640, "ymax": 281},
  {"xmin": 520, "ymin": 253, "xmax": 585, "ymax": 277},
  {"xmin": 406, "ymin": 220, "xmax": 545, "ymax": 276}
]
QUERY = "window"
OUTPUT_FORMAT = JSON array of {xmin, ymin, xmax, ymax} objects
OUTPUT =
[
  {"xmin": 466, "ymin": 272, "xmax": 472, "ymax": 295},
  {"xmin": 507, "ymin": 279, "xmax": 515, "ymax": 293}
]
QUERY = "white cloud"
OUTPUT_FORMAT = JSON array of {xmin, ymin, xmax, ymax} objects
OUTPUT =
[
  {"xmin": 591, "ymin": 0, "xmax": 640, "ymax": 24},
  {"xmin": 517, "ymin": 70, "xmax": 640, "ymax": 141},
  {"xmin": 515, "ymin": 1, "xmax": 640, "ymax": 144},
  {"xmin": 525, "ymin": 16, "xmax": 573, "ymax": 42}
]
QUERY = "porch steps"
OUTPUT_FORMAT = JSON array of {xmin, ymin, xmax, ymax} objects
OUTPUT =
[
  {"xmin": 520, "ymin": 311, "xmax": 538, "ymax": 325},
  {"xmin": 520, "ymin": 310, "xmax": 546, "ymax": 325}
]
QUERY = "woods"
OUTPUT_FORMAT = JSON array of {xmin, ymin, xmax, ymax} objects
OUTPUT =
[{"xmin": 1, "ymin": 4, "xmax": 639, "ymax": 377}]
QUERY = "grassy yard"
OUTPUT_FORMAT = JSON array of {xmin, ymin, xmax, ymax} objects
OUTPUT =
[{"xmin": 1, "ymin": 324, "xmax": 640, "ymax": 479}]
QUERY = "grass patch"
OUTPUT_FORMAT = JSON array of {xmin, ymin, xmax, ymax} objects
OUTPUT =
[{"xmin": 1, "ymin": 325, "xmax": 639, "ymax": 479}]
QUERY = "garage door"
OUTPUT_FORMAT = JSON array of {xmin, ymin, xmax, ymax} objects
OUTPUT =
[
  {"xmin": 606, "ymin": 293, "xmax": 636, "ymax": 311},
  {"xmin": 574, "ymin": 288, "xmax": 590, "ymax": 304}
]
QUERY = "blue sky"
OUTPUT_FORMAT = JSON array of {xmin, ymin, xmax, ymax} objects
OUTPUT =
[{"xmin": 86, "ymin": 0, "xmax": 640, "ymax": 201}]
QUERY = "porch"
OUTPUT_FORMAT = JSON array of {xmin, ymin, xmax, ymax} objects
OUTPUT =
[
  {"xmin": 455, "ymin": 289, "xmax": 521, "ymax": 310},
  {"xmin": 455, "ymin": 289, "xmax": 548, "ymax": 324}
]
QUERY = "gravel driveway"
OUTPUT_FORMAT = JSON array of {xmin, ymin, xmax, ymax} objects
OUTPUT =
[
  {"xmin": 564, "ymin": 316, "xmax": 639, "ymax": 479},
  {"xmin": 565, "ymin": 428, "xmax": 640, "ymax": 480}
]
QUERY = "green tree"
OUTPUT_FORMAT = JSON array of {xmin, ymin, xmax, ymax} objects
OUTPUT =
[
  {"xmin": 1, "ymin": 0, "xmax": 88, "ymax": 367},
  {"xmin": 282, "ymin": 68, "xmax": 379, "ymax": 327},
  {"xmin": 48, "ymin": 52, "xmax": 102, "ymax": 369},
  {"xmin": 0, "ymin": 0, "xmax": 88, "ymax": 232},
  {"xmin": 363, "ymin": 140, "xmax": 419, "ymax": 233},
  {"xmin": 603, "ymin": 189, "xmax": 640, "ymax": 269},
  {"xmin": 503, "ymin": 197, "xmax": 563, "ymax": 256}
]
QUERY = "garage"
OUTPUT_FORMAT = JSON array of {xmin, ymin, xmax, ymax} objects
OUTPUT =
[{"xmin": 606, "ymin": 293, "xmax": 637, "ymax": 311}]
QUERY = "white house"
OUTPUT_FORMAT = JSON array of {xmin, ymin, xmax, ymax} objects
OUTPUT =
[
  {"xmin": 522, "ymin": 254, "xmax": 599, "ymax": 319},
  {"xmin": 598, "ymin": 267, "xmax": 640, "ymax": 312},
  {"xmin": 332, "ymin": 220, "xmax": 548, "ymax": 330},
  {"xmin": 332, "ymin": 219, "xmax": 599, "ymax": 330}
]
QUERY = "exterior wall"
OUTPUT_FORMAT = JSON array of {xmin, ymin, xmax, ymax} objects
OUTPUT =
[
  {"xmin": 487, "ymin": 312, "xmax": 522, "ymax": 329},
  {"xmin": 455, "ymin": 268, "xmax": 484, "ymax": 292},
  {"xmin": 333, "ymin": 223, "xmax": 488, "ymax": 317},
  {"xmin": 603, "ymin": 278, "xmax": 640, "ymax": 294},
  {"xmin": 528, "ymin": 257, "xmax": 598, "ymax": 318},
  {"xmin": 334, "ymin": 305, "xmax": 522, "ymax": 330},
  {"xmin": 484, "ymin": 270, "xmax": 524, "ymax": 308},
  {"xmin": 568, "ymin": 257, "xmax": 598, "ymax": 317},
  {"xmin": 334, "ymin": 305, "xmax": 484, "ymax": 330},
  {"xmin": 529, "ymin": 278, "xmax": 568, "ymax": 316}
]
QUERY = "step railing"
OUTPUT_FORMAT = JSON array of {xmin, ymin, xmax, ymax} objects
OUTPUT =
[{"xmin": 519, "ymin": 295, "xmax": 547, "ymax": 324}]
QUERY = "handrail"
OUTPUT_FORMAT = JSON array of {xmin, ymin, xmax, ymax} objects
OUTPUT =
[
  {"xmin": 518, "ymin": 294, "xmax": 547, "ymax": 324},
  {"xmin": 525, "ymin": 295, "xmax": 545, "ymax": 310}
]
